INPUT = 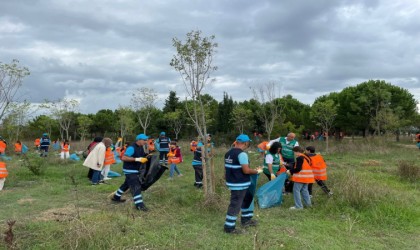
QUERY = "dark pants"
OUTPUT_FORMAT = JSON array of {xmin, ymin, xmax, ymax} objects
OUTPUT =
[
  {"xmin": 114, "ymin": 170, "xmax": 146, "ymax": 207},
  {"xmin": 193, "ymin": 165, "xmax": 203, "ymax": 186},
  {"xmin": 308, "ymin": 180, "xmax": 331, "ymax": 195},
  {"xmin": 224, "ymin": 188, "xmax": 254, "ymax": 231},
  {"xmin": 40, "ymin": 146, "xmax": 49, "ymax": 157},
  {"xmin": 283, "ymin": 157, "xmax": 295, "ymax": 193},
  {"xmin": 159, "ymin": 151, "xmax": 168, "ymax": 165}
]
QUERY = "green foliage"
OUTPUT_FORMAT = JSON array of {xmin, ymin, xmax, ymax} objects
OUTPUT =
[
  {"xmin": 163, "ymin": 90, "xmax": 180, "ymax": 113},
  {"xmin": 217, "ymin": 92, "xmax": 235, "ymax": 133},
  {"xmin": 397, "ymin": 160, "xmax": 419, "ymax": 182},
  {"xmin": 21, "ymin": 153, "xmax": 45, "ymax": 175}
]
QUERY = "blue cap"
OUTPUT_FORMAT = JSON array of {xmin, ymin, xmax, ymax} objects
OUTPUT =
[
  {"xmin": 236, "ymin": 134, "xmax": 251, "ymax": 143},
  {"xmin": 136, "ymin": 134, "xmax": 149, "ymax": 140},
  {"xmin": 43, "ymin": 133, "xmax": 48, "ymax": 136},
  {"xmin": 160, "ymin": 132, "xmax": 166, "ymax": 136}
]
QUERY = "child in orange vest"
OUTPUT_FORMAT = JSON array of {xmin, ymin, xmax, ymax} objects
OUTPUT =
[
  {"xmin": 305, "ymin": 146, "xmax": 333, "ymax": 197},
  {"xmin": 287, "ymin": 146, "xmax": 314, "ymax": 209},
  {"xmin": 60, "ymin": 140, "xmax": 70, "ymax": 159},
  {"xmin": 14, "ymin": 140, "xmax": 22, "ymax": 155},
  {"xmin": 0, "ymin": 161, "xmax": 8, "ymax": 191},
  {"xmin": 102, "ymin": 146, "xmax": 116, "ymax": 180},
  {"xmin": 167, "ymin": 141, "xmax": 183, "ymax": 180}
]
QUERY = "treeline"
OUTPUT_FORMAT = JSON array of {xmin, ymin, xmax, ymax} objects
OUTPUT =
[{"xmin": 1, "ymin": 80, "xmax": 419, "ymax": 144}]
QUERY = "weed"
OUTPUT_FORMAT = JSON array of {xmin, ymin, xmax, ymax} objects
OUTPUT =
[
  {"xmin": 21, "ymin": 153, "xmax": 44, "ymax": 175},
  {"xmin": 3, "ymin": 220, "xmax": 16, "ymax": 249},
  {"xmin": 397, "ymin": 160, "xmax": 419, "ymax": 182}
]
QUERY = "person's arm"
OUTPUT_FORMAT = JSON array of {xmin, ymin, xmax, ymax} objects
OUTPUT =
[
  {"xmin": 265, "ymin": 154, "xmax": 274, "ymax": 175},
  {"xmin": 239, "ymin": 152, "xmax": 261, "ymax": 175},
  {"xmin": 267, "ymin": 138, "xmax": 280, "ymax": 147},
  {"xmin": 289, "ymin": 156, "xmax": 303, "ymax": 174},
  {"xmin": 294, "ymin": 141, "xmax": 299, "ymax": 147},
  {"xmin": 121, "ymin": 146, "xmax": 148, "ymax": 163}
]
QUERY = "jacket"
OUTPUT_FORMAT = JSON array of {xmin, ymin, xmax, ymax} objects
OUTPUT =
[{"xmin": 83, "ymin": 142, "xmax": 106, "ymax": 171}]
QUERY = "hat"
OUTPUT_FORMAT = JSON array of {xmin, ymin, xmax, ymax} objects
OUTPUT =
[
  {"xmin": 136, "ymin": 134, "xmax": 149, "ymax": 140},
  {"xmin": 306, "ymin": 146, "xmax": 315, "ymax": 153},
  {"xmin": 43, "ymin": 133, "xmax": 48, "ymax": 136},
  {"xmin": 236, "ymin": 134, "xmax": 251, "ymax": 143},
  {"xmin": 160, "ymin": 132, "xmax": 166, "ymax": 136}
]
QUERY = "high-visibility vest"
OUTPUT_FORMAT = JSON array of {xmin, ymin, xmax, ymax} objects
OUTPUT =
[
  {"xmin": 308, "ymin": 154, "xmax": 327, "ymax": 181},
  {"xmin": 104, "ymin": 148, "xmax": 116, "ymax": 165},
  {"xmin": 61, "ymin": 143, "xmax": 70, "ymax": 152},
  {"xmin": 258, "ymin": 141, "xmax": 269, "ymax": 151},
  {"xmin": 292, "ymin": 154, "xmax": 314, "ymax": 184},
  {"xmin": 14, "ymin": 143, "xmax": 22, "ymax": 152},
  {"xmin": 34, "ymin": 139, "xmax": 40, "ymax": 146},
  {"xmin": 0, "ymin": 162, "xmax": 8, "ymax": 178},
  {"xmin": 148, "ymin": 139, "xmax": 155, "ymax": 151},
  {"xmin": 0, "ymin": 141, "xmax": 6, "ymax": 153},
  {"xmin": 190, "ymin": 140, "xmax": 197, "ymax": 152}
]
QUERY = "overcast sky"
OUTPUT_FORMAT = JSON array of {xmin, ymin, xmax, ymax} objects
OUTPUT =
[{"xmin": 1, "ymin": 0, "xmax": 419, "ymax": 114}]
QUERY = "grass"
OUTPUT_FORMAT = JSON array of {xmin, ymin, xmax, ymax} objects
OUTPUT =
[{"xmin": 0, "ymin": 139, "xmax": 419, "ymax": 249}]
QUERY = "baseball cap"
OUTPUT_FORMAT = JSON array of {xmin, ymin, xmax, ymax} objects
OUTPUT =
[
  {"xmin": 160, "ymin": 132, "xmax": 166, "ymax": 136},
  {"xmin": 136, "ymin": 134, "xmax": 149, "ymax": 140},
  {"xmin": 236, "ymin": 134, "xmax": 251, "ymax": 143}
]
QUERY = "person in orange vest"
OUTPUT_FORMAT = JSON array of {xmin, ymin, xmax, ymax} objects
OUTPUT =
[
  {"xmin": 287, "ymin": 146, "xmax": 314, "ymax": 209},
  {"xmin": 305, "ymin": 146, "xmax": 333, "ymax": 197},
  {"xmin": 147, "ymin": 138, "xmax": 155, "ymax": 153},
  {"xmin": 257, "ymin": 141, "xmax": 269, "ymax": 157},
  {"xmin": 60, "ymin": 140, "xmax": 70, "ymax": 159},
  {"xmin": 190, "ymin": 139, "xmax": 198, "ymax": 152},
  {"xmin": 102, "ymin": 145, "xmax": 116, "ymax": 180},
  {"xmin": 167, "ymin": 141, "xmax": 183, "ymax": 180},
  {"xmin": 14, "ymin": 140, "xmax": 23, "ymax": 155},
  {"xmin": 0, "ymin": 137, "xmax": 7, "ymax": 155},
  {"xmin": 120, "ymin": 142, "xmax": 129, "ymax": 160},
  {"xmin": 0, "ymin": 161, "xmax": 8, "ymax": 191},
  {"xmin": 34, "ymin": 138, "xmax": 41, "ymax": 150}
]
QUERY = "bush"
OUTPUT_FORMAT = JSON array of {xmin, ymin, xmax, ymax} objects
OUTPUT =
[
  {"xmin": 397, "ymin": 160, "xmax": 420, "ymax": 182},
  {"xmin": 21, "ymin": 153, "xmax": 45, "ymax": 175}
]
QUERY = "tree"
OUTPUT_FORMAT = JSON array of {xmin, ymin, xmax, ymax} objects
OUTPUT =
[
  {"xmin": 164, "ymin": 110, "xmax": 184, "ymax": 140},
  {"xmin": 27, "ymin": 115, "xmax": 59, "ymax": 138},
  {"xmin": 170, "ymin": 30, "xmax": 218, "ymax": 196},
  {"xmin": 91, "ymin": 109, "xmax": 117, "ymax": 136},
  {"xmin": 311, "ymin": 99, "xmax": 337, "ymax": 153},
  {"xmin": 231, "ymin": 105, "xmax": 254, "ymax": 134},
  {"xmin": 77, "ymin": 115, "xmax": 93, "ymax": 142},
  {"xmin": 252, "ymin": 82, "xmax": 282, "ymax": 140},
  {"xmin": 217, "ymin": 92, "xmax": 234, "ymax": 133},
  {"xmin": 115, "ymin": 106, "xmax": 135, "ymax": 142},
  {"xmin": 163, "ymin": 91, "xmax": 180, "ymax": 113},
  {"xmin": 0, "ymin": 59, "xmax": 30, "ymax": 121},
  {"xmin": 131, "ymin": 87, "xmax": 158, "ymax": 134},
  {"xmin": 43, "ymin": 98, "xmax": 79, "ymax": 140},
  {"xmin": 1, "ymin": 101, "xmax": 32, "ymax": 142}
]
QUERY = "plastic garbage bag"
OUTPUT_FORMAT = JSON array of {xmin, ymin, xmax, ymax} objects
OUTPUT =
[
  {"xmin": 141, "ymin": 155, "xmax": 168, "ymax": 191},
  {"xmin": 256, "ymin": 173, "xmax": 287, "ymax": 209},
  {"xmin": 417, "ymin": 142, "xmax": 420, "ymax": 149},
  {"xmin": 241, "ymin": 174, "xmax": 259, "ymax": 211},
  {"xmin": 114, "ymin": 150, "xmax": 122, "ymax": 164},
  {"xmin": 22, "ymin": 144, "xmax": 29, "ymax": 154},
  {"xmin": 69, "ymin": 153, "xmax": 80, "ymax": 161},
  {"xmin": 108, "ymin": 170, "xmax": 121, "ymax": 177}
]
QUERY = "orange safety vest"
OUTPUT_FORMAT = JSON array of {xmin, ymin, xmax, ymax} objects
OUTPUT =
[
  {"xmin": 148, "ymin": 139, "xmax": 155, "ymax": 151},
  {"xmin": 308, "ymin": 154, "xmax": 327, "ymax": 181},
  {"xmin": 104, "ymin": 148, "xmax": 116, "ymax": 165},
  {"xmin": 0, "ymin": 162, "xmax": 8, "ymax": 178},
  {"xmin": 258, "ymin": 141, "xmax": 269, "ymax": 151},
  {"xmin": 190, "ymin": 140, "xmax": 197, "ymax": 152},
  {"xmin": 61, "ymin": 143, "xmax": 70, "ymax": 152},
  {"xmin": 0, "ymin": 141, "xmax": 6, "ymax": 153},
  {"xmin": 14, "ymin": 143, "xmax": 22, "ymax": 152},
  {"xmin": 35, "ymin": 138, "xmax": 40, "ymax": 146},
  {"xmin": 292, "ymin": 154, "xmax": 315, "ymax": 184}
]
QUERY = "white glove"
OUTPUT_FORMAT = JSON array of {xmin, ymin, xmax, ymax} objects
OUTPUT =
[
  {"xmin": 135, "ymin": 157, "xmax": 148, "ymax": 163},
  {"xmin": 256, "ymin": 168, "xmax": 263, "ymax": 174}
]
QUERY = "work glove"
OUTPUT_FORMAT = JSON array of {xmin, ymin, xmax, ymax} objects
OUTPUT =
[
  {"xmin": 265, "ymin": 145, "xmax": 270, "ymax": 150},
  {"xmin": 135, "ymin": 157, "xmax": 148, "ymax": 163},
  {"xmin": 286, "ymin": 170, "xmax": 291, "ymax": 176},
  {"xmin": 270, "ymin": 174, "xmax": 276, "ymax": 180},
  {"xmin": 256, "ymin": 167, "xmax": 263, "ymax": 174}
]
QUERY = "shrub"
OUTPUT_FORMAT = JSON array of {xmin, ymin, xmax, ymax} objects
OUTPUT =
[
  {"xmin": 21, "ymin": 154, "xmax": 45, "ymax": 175},
  {"xmin": 397, "ymin": 160, "xmax": 420, "ymax": 182}
]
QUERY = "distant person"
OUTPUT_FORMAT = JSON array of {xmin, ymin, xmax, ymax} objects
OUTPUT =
[
  {"xmin": 190, "ymin": 139, "xmax": 198, "ymax": 152},
  {"xmin": 147, "ymin": 137, "xmax": 155, "ymax": 153},
  {"xmin": 40, "ymin": 133, "xmax": 51, "ymax": 157},
  {"xmin": 305, "ymin": 146, "xmax": 333, "ymax": 197},
  {"xmin": 192, "ymin": 140, "xmax": 204, "ymax": 188},
  {"xmin": 14, "ymin": 140, "xmax": 22, "ymax": 155},
  {"xmin": 102, "ymin": 143, "xmax": 116, "ymax": 180},
  {"xmin": 167, "ymin": 141, "xmax": 183, "ymax": 180},
  {"xmin": 34, "ymin": 138, "xmax": 41, "ymax": 150},
  {"xmin": 223, "ymin": 134, "xmax": 262, "ymax": 234},
  {"xmin": 155, "ymin": 132, "xmax": 171, "ymax": 165},
  {"xmin": 0, "ymin": 161, "xmax": 8, "ymax": 191},
  {"xmin": 0, "ymin": 137, "xmax": 7, "ymax": 155},
  {"xmin": 416, "ymin": 132, "xmax": 420, "ymax": 150},
  {"xmin": 60, "ymin": 140, "xmax": 70, "ymax": 159},
  {"xmin": 287, "ymin": 146, "xmax": 314, "ymax": 210},
  {"xmin": 86, "ymin": 137, "xmax": 104, "ymax": 180}
]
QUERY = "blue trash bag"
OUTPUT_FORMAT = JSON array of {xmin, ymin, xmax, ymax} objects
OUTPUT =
[
  {"xmin": 108, "ymin": 170, "xmax": 121, "ymax": 177},
  {"xmin": 0, "ymin": 154, "xmax": 12, "ymax": 161},
  {"xmin": 256, "ymin": 173, "xmax": 287, "ymax": 209},
  {"xmin": 242, "ymin": 174, "xmax": 259, "ymax": 211},
  {"xmin": 114, "ymin": 151, "xmax": 122, "ymax": 164},
  {"xmin": 417, "ymin": 142, "xmax": 420, "ymax": 149},
  {"xmin": 22, "ymin": 144, "xmax": 29, "ymax": 154},
  {"xmin": 53, "ymin": 142, "xmax": 60, "ymax": 150},
  {"xmin": 69, "ymin": 153, "xmax": 80, "ymax": 161}
]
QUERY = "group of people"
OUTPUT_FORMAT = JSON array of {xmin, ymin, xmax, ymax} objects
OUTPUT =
[{"xmin": 223, "ymin": 132, "xmax": 333, "ymax": 234}]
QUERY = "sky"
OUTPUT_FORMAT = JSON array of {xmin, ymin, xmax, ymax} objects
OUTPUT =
[{"xmin": 1, "ymin": 0, "xmax": 420, "ymax": 114}]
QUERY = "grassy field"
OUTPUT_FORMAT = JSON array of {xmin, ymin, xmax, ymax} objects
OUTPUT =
[{"xmin": 0, "ymin": 138, "xmax": 419, "ymax": 249}]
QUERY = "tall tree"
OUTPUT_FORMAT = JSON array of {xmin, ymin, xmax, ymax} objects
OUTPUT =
[
  {"xmin": 217, "ymin": 92, "xmax": 234, "ymax": 133},
  {"xmin": 115, "ymin": 106, "xmax": 135, "ymax": 142},
  {"xmin": 42, "ymin": 98, "xmax": 79, "ymax": 140},
  {"xmin": 231, "ymin": 105, "xmax": 254, "ymax": 134},
  {"xmin": 164, "ymin": 110, "xmax": 184, "ymax": 140},
  {"xmin": 163, "ymin": 91, "xmax": 180, "ymax": 113},
  {"xmin": 131, "ymin": 87, "xmax": 158, "ymax": 134},
  {"xmin": 311, "ymin": 99, "xmax": 337, "ymax": 153},
  {"xmin": 77, "ymin": 115, "xmax": 93, "ymax": 142},
  {"xmin": 1, "ymin": 101, "xmax": 32, "ymax": 142},
  {"xmin": 0, "ymin": 59, "xmax": 30, "ymax": 121},
  {"xmin": 170, "ymin": 30, "xmax": 218, "ymax": 196}
]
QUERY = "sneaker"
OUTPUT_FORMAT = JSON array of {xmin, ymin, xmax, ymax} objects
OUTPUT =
[
  {"xmin": 289, "ymin": 206, "xmax": 303, "ymax": 210},
  {"xmin": 136, "ymin": 204, "xmax": 149, "ymax": 212},
  {"xmin": 103, "ymin": 177, "xmax": 112, "ymax": 180},
  {"xmin": 328, "ymin": 191, "xmax": 333, "ymax": 197},
  {"xmin": 224, "ymin": 228, "xmax": 245, "ymax": 234},
  {"xmin": 177, "ymin": 174, "xmax": 183, "ymax": 177},
  {"xmin": 111, "ymin": 196, "xmax": 126, "ymax": 203},
  {"xmin": 241, "ymin": 219, "xmax": 258, "ymax": 227}
]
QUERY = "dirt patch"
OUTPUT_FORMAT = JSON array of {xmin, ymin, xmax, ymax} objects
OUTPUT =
[
  {"xmin": 17, "ymin": 198, "xmax": 35, "ymax": 204},
  {"xmin": 37, "ymin": 205, "xmax": 96, "ymax": 222}
]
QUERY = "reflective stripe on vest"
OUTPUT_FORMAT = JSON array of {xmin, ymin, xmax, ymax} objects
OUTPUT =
[
  {"xmin": 309, "ymin": 154, "xmax": 327, "ymax": 180},
  {"xmin": 0, "ymin": 162, "xmax": 8, "ymax": 178},
  {"xmin": 292, "ymin": 155, "xmax": 314, "ymax": 183}
]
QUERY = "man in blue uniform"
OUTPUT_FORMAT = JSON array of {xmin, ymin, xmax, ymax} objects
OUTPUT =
[
  {"xmin": 40, "ymin": 133, "xmax": 51, "ymax": 157},
  {"xmin": 155, "ymin": 132, "xmax": 171, "ymax": 166},
  {"xmin": 224, "ymin": 134, "xmax": 263, "ymax": 234},
  {"xmin": 111, "ymin": 134, "xmax": 150, "ymax": 211}
]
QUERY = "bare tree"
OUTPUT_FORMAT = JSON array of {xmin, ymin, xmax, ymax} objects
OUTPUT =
[
  {"xmin": 131, "ymin": 87, "xmax": 157, "ymax": 134},
  {"xmin": 252, "ymin": 82, "xmax": 282, "ymax": 140},
  {"xmin": 77, "ymin": 114, "xmax": 93, "ymax": 142},
  {"xmin": 1, "ymin": 101, "xmax": 34, "ymax": 142},
  {"xmin": 164, "ymin": 110, "xmax": 184, "ymax": 140},
  {"xmin": 43, "ymin": 98, "xmax": 79, "ymax": 140},
  {"xmin": 116, "ymin": 105, "xmax": 135, "ymax": 142},
  {"xmin": 0, "ymin": 59, "xmax": 30, "ymax": 121},
  {"xmin": 170, "ymin": 30, "xmax": 218, "ymax": 196}
]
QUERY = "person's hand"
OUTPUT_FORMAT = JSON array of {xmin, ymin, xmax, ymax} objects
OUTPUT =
[
  {"xmin": 270, "ymin": 174, "xmax": 276, "ymax": 180},
  {"xmin": 135, "ymin": 157, "xmax": 148, "ymax": 163},
  {"xmin": 266, "ymin": 145, "xmax": 270, "ymax": 150},
  {"xmin": 286, "ymin": 170, "xmax": 291, "ymax": 176},
  {"xmin": 256, "ymin": 167, "xmax": 263, "ymax": 174}
]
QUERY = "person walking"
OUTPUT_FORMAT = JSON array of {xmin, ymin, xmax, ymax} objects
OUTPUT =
[
  {"xmin": 83, "ymin": 138, "xmax": 111, "ymax": 185},
  {"xmin": 155, "ymin": 132, "xmax": 171, "ymax": 166},
  {"xmin": 111, "ymin": 134, "xmax": 150, "ymax": 212},
  {"xmin": 167, "ymin": 141, "xmax": 183, "ymax": 180},
  {"xmin": 305, "ymin": 146, "xmax": 333, "ymax": 197},
  {"xmin": 39, "ymin": 133, "xmax": 51, "ymax": 157},
  {"xmin": 223, "ymin": 134, "xmax": 263, "ymax": 234}
]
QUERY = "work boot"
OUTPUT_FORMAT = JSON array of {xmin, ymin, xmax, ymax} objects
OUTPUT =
[
  {"xmin": 111, "ymin": 196, "xmax": 126, "ymax": 203},
  {"xmin": 136, "ymin": 204, "xmax": 149, "ymax": 212},
  {"xmin": 241, "ymin": 219, "xmax": 258, "ymax": 227},
  {"xmin": 224, "ymin": 228, "xmax": 245, "ymax": 234}
]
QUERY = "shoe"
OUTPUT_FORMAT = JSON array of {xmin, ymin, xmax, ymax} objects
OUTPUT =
[
  {"xmin": 224, "ymin": 228, "xmax": 245, "ymax": 234},
  {"xmin": 167, "ymin": 177, "xmax": 173, "ymax": 181},
  {"xmin": 136, "ymin": 204, "xmax": 149, "ymax": 212},
  {"xmin": 241, "ymin": 219, "xmax": 258, "ymax": 227},
  {"xmin": 289, "ymin": 206, "xmax": 303, "ymax": 210},
  {"xmin": 111, "ymin": 196, "xmax": 126, "ymax": 203},
  {"xmin": 309, "ymin": 195, "xmax": 313, "ymax": 198},
  {"xmin": 193, "ymin": 183, "xmax": 198, "ymax": 187},
  {"xmin": 103, "ymin": 177, "xmax": 112, "ymax": 180},
  {"xmin": 99, "ymin": 180, "xmax": 105, "ymax": 183},
  {"xmin": 177, "ymin": 174, "xmax": 183, "ymax": 177},
  {"xmin": 328, "ymin": 191, "xmax": 333, "ymax": 197}
]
